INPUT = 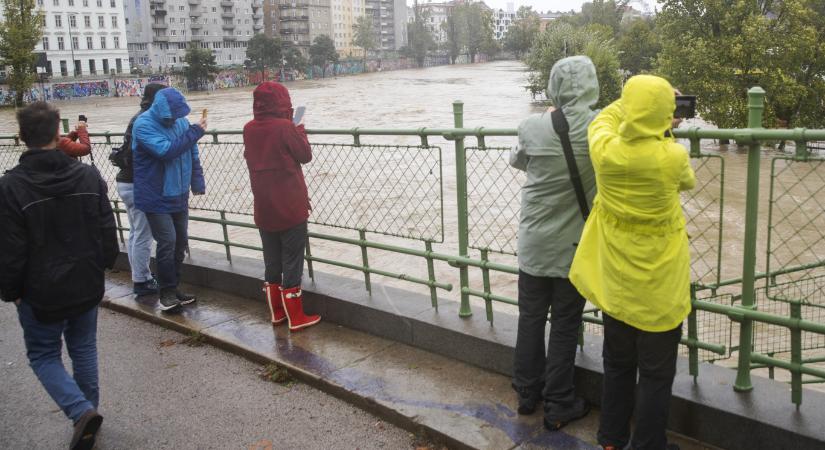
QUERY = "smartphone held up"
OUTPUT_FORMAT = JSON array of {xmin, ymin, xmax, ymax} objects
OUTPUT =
[
  {"xmin": 293, "ymin": 106, "xmax": 306, "ymax": 125},
  {"xmin": 674, "ymin": 95, "xmax": 696, "ymax": 119}
]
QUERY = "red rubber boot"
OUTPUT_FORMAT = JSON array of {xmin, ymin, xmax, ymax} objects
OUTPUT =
[
  {"xmin": 263, "ymin": 282, "xmax": 287, "ymax": 325},
  {"xmin": 280, "ymin": 286, "xmax": 321, "ymax": 331}
]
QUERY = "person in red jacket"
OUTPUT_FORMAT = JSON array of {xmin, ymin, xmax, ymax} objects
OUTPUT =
[
  {"xmin": 58, "ymin": 120, "xmax": 91, "ymax": 158},
  {"xmin": 243, "ymin": 81, "xmax": 320, "ymax": 331}
]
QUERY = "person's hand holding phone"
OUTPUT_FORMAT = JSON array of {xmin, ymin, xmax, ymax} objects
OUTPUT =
[{"xmin": 195, "ymin": 108, "xmax": 208, "ymax": 131}]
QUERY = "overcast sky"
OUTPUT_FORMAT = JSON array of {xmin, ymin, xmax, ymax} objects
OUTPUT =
[{"xmin": 411, "ymin": 0, "xmax": 591, "ymax": 13}]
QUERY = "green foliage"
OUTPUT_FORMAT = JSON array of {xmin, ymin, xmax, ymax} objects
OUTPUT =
[
  {"xmin": 183, "ymin": 47, "xmax": 219, "ymax": 90},
  {"xmin": 452, "ymin": 3, "xmax": 496, "ymax": 62},
  {"xmin": 246, "ymin": 34, "xmax": 282, "ymax": 76},
  {"xmin": 0, "ymin": 0, "xmax": 44, "ymax": 106},
  {"xmin": 617, "ymin": 18, "xmax": 660, "ymax": 75},
  {"xmin": 526, "ymin": 22, "xmax": 621, "ymax": 107},
  {"xmin": 352, "ymin": 15, "xmax": 377, "ymax": 66},
  {"xmin": 562, "ymin": 0, "xmax": 629, "ymax": 36},
  {"xmin": 656, "ymin": 0, "xmax": 825, "ymax": 128},
  {"xmin": 283, "ymin": 46, "xmax": 307, "ymax": 72},
  {"xmin": 309, "ymin": 34, "xmax": 338, "ymax": 76},
  {"xmin": 441, "ymin": 14, "xmax": 462, "ymax": 64},
  {"xmin": 503, "ymin": 6, "xmax": 541, "ymax": 59},
  {"xmin": 405, "ymin": 5, "xmax": 435, "ymax": 67}
]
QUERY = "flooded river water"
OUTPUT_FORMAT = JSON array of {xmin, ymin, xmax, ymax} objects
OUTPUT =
[{"xmin": 1, "ymin": 61, "xmax": 824, "ymax": 387}]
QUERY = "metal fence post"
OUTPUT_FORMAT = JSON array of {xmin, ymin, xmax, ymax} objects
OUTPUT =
[
  {"xmin": 359, "ymin": 229, "xmax": 372, "ymax": 294},
  {"xmin": 734, "ymin": 86, "xmax": 766, "ymax": 392},
  {"xmin": 453, "ymin": 100, "xmax": 472, "ymax": 318},
  {"xmin": 219, "ymin": 210, "xmax": 232, "ymax": 262},
  {"xmin": 113, "ymin": 199, "xmax": 125, "ymax": 244}
]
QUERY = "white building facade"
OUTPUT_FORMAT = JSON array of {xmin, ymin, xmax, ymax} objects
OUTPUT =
[
  {"xmin": 124, "ymin": 0, "xmax": 262, "ymax": 72},
  {"xmin": 18, "ymin": 0, "xmax": 132, "ymax": 78},
  {"xmin": 330, "ymin": 0, "xmax": 365, "ymax": 57},
  {"xmin": 493, "ymin": 4, "xmax": 514, "ymax": 40}
]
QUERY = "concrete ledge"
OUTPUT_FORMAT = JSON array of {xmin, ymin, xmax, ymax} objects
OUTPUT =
[{"xmin": 113, "ymin": 249, "xmax": 825, "ymax": 450}]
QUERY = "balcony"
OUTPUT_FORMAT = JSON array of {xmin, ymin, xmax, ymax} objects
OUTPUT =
[
  {"xmin": 153, "ymin": 35, "xmax": 169, "ymax": 42},
  {"xmin": 223, "ymin": 35, "xmax": 237, "ymax": 41},
  {"xmin": 280, "ymin": 27, "xmax": 309, "ymax": 35},
  {"xmin": 188, "ymin": 0, "xmax": 199, "ymax": 4},
  {"xmin": 152, "ymin": 23, "xmax": 168, "ymax": 30},
  {"xmin": 280, "ymin": 15, "xmax": 309, "ymax": 21},
  {"xmin": 221, "ymin": 12, "xmax": 235, "ymax": 18},
  {"xmin": 253, "ymin": 12, "xmax": 263, "ymax": 19},
  {"xmin": 150, "ymin": 0, "xmax": 164, "ymax": 4},
  {"xmin": 253, "ymin": 23, "xmax": 263, "ymax": 30},
  {"xmin": 278, "ymin": 3, "xmax": 310, "ymax": 9},
  {"xmin": 220, "ymin": 0, "xmax": 233, "ymax": 6},
  {"xmin": 189, "ymin": 9, "xmax": 201, "ymax": 17},
  {"xmin": 190, "ymin": 22, "xmax": 203, "ymax": 29},
  {"xmin": 151, "ymin": 7, "xmax": 167, "ymax": 15},
  {"xmin": 221, "ymin": 23, "xmax": 235, "ymax": 30},
  {"xmin": 252, "ymin": 0, "xmax": 262, "ymax": 7}
]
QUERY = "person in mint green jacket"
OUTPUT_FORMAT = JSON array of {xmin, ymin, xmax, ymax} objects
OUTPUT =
[{"xmin": 509, "ymin": 55, "xmax": 598, "ymax": 431}]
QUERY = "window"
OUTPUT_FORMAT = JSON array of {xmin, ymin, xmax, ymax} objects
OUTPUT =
[
  {"xmin": 102, "ymin": 59, "xmax": 109, "ymax": 74},
  {"xmin": 98, "ymin": 16, "xmax": 104, "ymax": 27},
  {"xmin": 68, "ymin": 0, "xmax": 73, "ymax": 5},
  {"xmin": 82, "ymin": 0, "xmax": 87, "ymax": 6},
  {"xmin": 100, "ymin": 36, "xmax": 106, "ymax": 48},
  {"xmin": 57, "ymin": 36, "xmax": 65, "ymax": 49},
  {"xmin": 55, "ymin": 15, "xmax": 63, "ymax": 27},
  {"xmin": 37, "ymin": 0, "xmax": 43, "ymax": 5},
  {"xmin": 42, "ymin": 37, "xmax": 49, "ymax": 50},
  {"xmin": 84, "ymin": 15, "xmax": 91, "ymax": 27},
  {"xmin": 41, "ymin": 15, "xmax": 46, "ymax": 26},
  {"xmin": 53, "ymin": 0, "xmax": 59, "ymax": 5},
  {"xmin": 115, "ymin": 58, "xmax": 122, "ymax": 74},
  {"xmin": 111, "ymin": 16, "xmax": 118, "ymax": 28},
  {"xmin": 111, "ymin": 0, "xmax": 116, "ymax": 6},
  {"xmin": 72, "ymin": 36, "xmax": 79, "ymax": 49},
  {"xmin": 60, "ymin": 60, "xmax": 68, "ymax": 76},
  {"xmin": 69, "ymin": 15, "xmax": 76, "ymax": 28},
  {"xmin": 171, "ymin": 30, "xmax": 176, "ymax": 35},
  {"xmin": 97, "ymin": 0, "xmax": 102, "ymax": 5},
  {"xmin": 74, "ymin": 60, "xmax": 81, "ymax": 75},
  {"xmin": 89, "ymin": 59, "xmax": 96, "ymax": 75},
  {"xmin": 114, "ymin": 36, "xmax": 120, "ymax": 48},
  {"xmin": 86, "ymin": 36, "xmax": 93, "ymax": 48},
  {"xmin": 179, "ymin": 5, "xmax": 184, "ymax": 10}
]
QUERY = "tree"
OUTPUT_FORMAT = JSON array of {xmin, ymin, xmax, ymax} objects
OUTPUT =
[
  {"xmin": 183, "ymin": 47, "xmax": 219, "ymax": 90},
  {"xmin": 562, "ymin": 0, "xmax": 629, "ymax": 36},
  {"xmin": 309, "ymin": 34, "xmax": 338, "ymax": 77},
  {"xmin": 617, "ymin": 18, "xmax": 660, "ymax": 75},
  {"xmin": 405, "ymin": 3, "xmax": 435, "ymax": 67},
  {"xmin": 656, "ymin": 0, "xmax": 825, "ymax": 128},
  {"xmin": 526, "ymin": 21, "xmax": 621, "ymax": 108},
  {"xmin": 246, "ymin": 33, "xmax": 282, "ymax": 80},
  {"xmin": 441, "ymin": 14, "xmax": 462, "ymax": 64},
  {"xmin": 0, "ymin": 0, "xmax": 44, "ymax": 106},
  {"xmin": 352, "ymin": 15, "xmax": 377, "ymax": 70},
  {"xmin": 452, "ymin": 3, "xmax": 495, "ymax": 63},
  {"xmin": 283, "ymin": 45, "xmax": 307, "ymax": 72},
  {"xmin": 503, "ymin": 6, "xmax": 541, "ymax": 59}
]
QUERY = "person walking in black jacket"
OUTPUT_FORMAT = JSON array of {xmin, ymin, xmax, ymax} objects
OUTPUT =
[
  {"xmin": 0, "ymin": 102, "xmax": 118, "ymax": 450},
  {"xmin": 111, "ymin": 83, "xmax": 165, "ymax": 296}
]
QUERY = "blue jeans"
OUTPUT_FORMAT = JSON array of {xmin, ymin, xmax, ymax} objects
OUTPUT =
[
  {"xmin": 145, "ymin": 210, "xmax": 189, "ymax": 290},
  {"xmin": 16, "ymin": 301, "xmax": 99, "ymax": 423},
  {"xmin": 117, "ymin": 182, "xmax": 154, "ymax": 283}
]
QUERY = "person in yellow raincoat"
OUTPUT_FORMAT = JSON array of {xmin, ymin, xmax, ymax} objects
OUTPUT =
[{"xmin": 569, "ymin": 75, "xmax": 696, "ymax": 450}]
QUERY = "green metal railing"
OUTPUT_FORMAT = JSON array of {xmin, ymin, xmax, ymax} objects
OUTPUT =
[{"xmin": 2, "ymin": 87, "xmax": 825, "ymax": 407}]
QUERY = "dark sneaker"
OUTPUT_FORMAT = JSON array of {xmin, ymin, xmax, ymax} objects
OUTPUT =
[
  {"xmin": 70, "ymin": 409, "xmax": 103, "ymax": 450},
  {"xmin": 133, "ymin": 278, "xmax": 159, "ymax": 296},
  {"xmin": 544, "ymin": 397, "xmax": 590, "ymax": 431},
  {"xmin": 176, "ymin": 290, "xmax": 197, "ymax": 305},
  {"xmin": 158, "ymin": 289, "xmax": 182, "ymax": 312},
  {"xmin": 512, "ymin": 383, "xmax": 543, "ymax": 415}
]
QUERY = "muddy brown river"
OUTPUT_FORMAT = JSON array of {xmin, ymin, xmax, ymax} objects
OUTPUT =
[{"xmin": 1, "ymin": 61, "xmax": 823, "ymax": 390}]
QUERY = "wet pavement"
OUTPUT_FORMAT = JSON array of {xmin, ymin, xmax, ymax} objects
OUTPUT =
[
  {"xmin": 95, "ymin": 270, "xmax": 717, "ymax": 450},
  {"xmin": 0, "ymin": 286, "xmax": 417, "ymax": 449}
]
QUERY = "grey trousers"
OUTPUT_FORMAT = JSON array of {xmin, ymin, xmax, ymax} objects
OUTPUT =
[
  {"xmin": 512, "ymin": 270, "xmax": 585, "ymax": 411},
  {"xmin": 259, "ymin": 221, "xmax": 307, "ymax": 288}
]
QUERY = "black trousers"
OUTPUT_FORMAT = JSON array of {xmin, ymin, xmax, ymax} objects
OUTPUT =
[
  {"xmin": 512, "ymin": 271, "xmax": 585, "ymax": 412},
  {"xmin": 259, "ymin": 221, "xmax": 307, "ymax": 289},
  {"xmin": 598, "ymin": 314, "xmax": 682, "ymax": 450}
]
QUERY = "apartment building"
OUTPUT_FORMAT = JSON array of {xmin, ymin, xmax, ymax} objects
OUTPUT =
[
  {"xmin": 125, "ymin": 0, "xmax": 263, "ymax": 72},
  {"xmin": 266, "ymin": 0, "xmax": 331, "ymax": 56},
  {"xmin": 493, "ymin": 4, "xmax": 514, "ymax": 40},
  {"xmin": 330, "ymin": 0, "xmax": 365, "ymax": 57},
  {"xmin": 417, "ymin": 1, "xmax": 449, "ymax": 44},
  {"xmin": 4, "ymin": 0, "xmax": 132, "ymax": 78},
  {"xmin": 365, "ymin": 0, "xmax": 405, "ymax": 51}
]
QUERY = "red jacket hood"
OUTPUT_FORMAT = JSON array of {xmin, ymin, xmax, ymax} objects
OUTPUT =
[{"xmin": 253, "ymin": 81, "xmax": 293, "ymax": 120}]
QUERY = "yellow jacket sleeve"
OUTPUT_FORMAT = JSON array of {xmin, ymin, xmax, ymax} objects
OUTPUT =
[
  {"xmin": 678, "ymin": 150, "xmax": 696, "ymax": 191},
  {"xmin": 587, "ymin": 100, "xmax": 623, "ymax": 170}
]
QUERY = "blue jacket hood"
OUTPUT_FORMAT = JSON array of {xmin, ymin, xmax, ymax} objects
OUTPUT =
[{"xmin": 148, "ymin": 88, "xmax": 191, "ymax": 121}]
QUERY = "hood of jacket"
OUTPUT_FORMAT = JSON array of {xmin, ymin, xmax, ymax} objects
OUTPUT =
[
  {"xmin": 147, "ymin": 87, "xmax": 191, "ymax": 123},
  {"xmin": 618, "ymin": 75, "xmax": 675, "ymax": 141},
  {"xmin": 253, "ymin": 81, "xmax": 293, "ymax": 120},
  {"xmin": 140, "ymin": 83, "xmax": 166, "ymax": 111},
  {"xmin": 15, "ymin": 149, "xmax": 88, "ymax": 197},
  {"xmin": 547, "ymin": 55, "xmax": 599, "ymax": 114}
]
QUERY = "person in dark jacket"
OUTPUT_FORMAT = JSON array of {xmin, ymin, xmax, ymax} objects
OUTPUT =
[
  {"xmin": 0, "ymin": 102, "xmax": 118, "ymax": 450},
  {"xmin": 112, "ymin": 83, "xmax": 165, "ymax": 296},
  {"xmin": 132, "ymin": 87, "xmax": 206, "ymax": 312},
  {"xmin": 243, "ymin": 81, "xmax": 320, "ymax": 331}
]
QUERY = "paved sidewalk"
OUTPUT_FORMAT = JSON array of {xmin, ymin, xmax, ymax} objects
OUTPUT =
[
  {"xmin": 0, "ymin": 300, "xmax": 416, "ymax": 449},
  {"xmin": 92, "ymin": 271, "xmax": 715, "ymax": 450}
]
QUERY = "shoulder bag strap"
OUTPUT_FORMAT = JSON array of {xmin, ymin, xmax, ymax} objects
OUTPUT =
[{"xmin": 551, "ymin": 108, "xmax": 590, "ymax": 221}]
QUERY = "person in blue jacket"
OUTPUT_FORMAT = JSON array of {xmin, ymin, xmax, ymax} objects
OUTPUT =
[{"xmin": 132, "ymin": 87, "xmax": 207, "ymax": 312}]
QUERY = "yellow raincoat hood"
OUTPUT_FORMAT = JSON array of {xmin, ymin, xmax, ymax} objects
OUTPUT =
[{"xmin": 569, "ymin": 75, "xmax": 696, "ymax": 332}]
